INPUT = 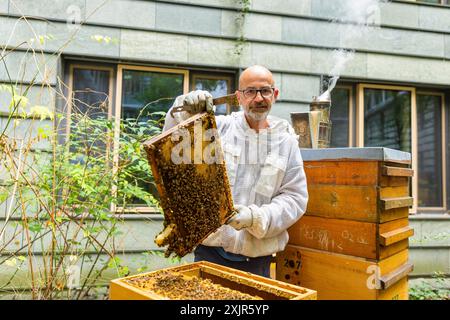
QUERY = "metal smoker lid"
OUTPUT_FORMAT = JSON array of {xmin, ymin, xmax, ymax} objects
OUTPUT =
[{"xmin": 311, "ymin": 90, "xmax": 331, "ymax": 106}]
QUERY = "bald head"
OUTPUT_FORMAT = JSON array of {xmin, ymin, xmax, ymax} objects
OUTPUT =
[
  {"xmin": 239, "ymin": 65, "xmax": 275, "ymax": 89},
  {"xmin": 236, "ymin": 65, "xmax": 279, "ymax": 127}
]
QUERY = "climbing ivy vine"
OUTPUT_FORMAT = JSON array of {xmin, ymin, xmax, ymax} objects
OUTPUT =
[{"xmin": 234, "ymin": 0, "xmax": 251, "ymax": 56}]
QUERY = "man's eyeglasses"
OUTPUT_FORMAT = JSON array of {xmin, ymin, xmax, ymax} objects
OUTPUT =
[{"xmin": 239, "ymin": 87, "xmax": 275, "ymax": 99}]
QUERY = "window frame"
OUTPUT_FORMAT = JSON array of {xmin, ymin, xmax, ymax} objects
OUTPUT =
[
  {"xmin": 415, "ymin": 91, "xmax": 447, "ymax": 212},
  {"xmin": 68, "ymin": 63, "xmax": 237, "ymax": 214},
  {"xmin": 67, "ymin": 64, "xmax": 115, "ymax": 140},
  {"xmin": 356, "ymin": 83, "xmax": 418, "ymax": 213},
  {"xmin": 112, "ymin": 64, "xmax": 189, "ymax": 214},
  {"xmin": 66, "ymin": 63, "xmax": 115, "ymax": 212},
  {"xmin": 67, "ymin": 63, "xmax": 115, "ymax": 170}
]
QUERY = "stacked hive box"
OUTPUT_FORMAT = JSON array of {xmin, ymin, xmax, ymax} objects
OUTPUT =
[{"xmin": 276, "ymin": 148, "xmax": 414, "ymax": 300}]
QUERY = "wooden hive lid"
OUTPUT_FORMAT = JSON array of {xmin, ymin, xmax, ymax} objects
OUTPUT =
[{"xmin": 300, "ymin": 147, "xmax": 411, "ymax": 165}]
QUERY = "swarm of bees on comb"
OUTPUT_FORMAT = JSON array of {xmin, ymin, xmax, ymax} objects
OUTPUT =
[
  {"xmin": 125, "ymin": 270, "xmax": 262, "ymax": 300},
  {"xmin": 143, "ymin": 112, "xmax": 235, "ymax": 258}
]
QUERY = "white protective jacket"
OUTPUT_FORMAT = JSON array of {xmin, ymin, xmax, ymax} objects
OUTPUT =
[{"xmin": 163, "ymin": 102, "xmax": 308, "ymax": 258}]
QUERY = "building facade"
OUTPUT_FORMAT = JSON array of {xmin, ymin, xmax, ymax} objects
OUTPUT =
[{"xmin": 0, "ymin": 0, "xmax": 449, "ymax": 296}]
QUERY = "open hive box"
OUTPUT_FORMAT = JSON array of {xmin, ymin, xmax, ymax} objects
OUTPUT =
[
  {"xmin": 110, "ymin": 261, "xmax": 317, "ymax": 300},
  {"xmin": 143, "ymin": 112, "xmax": 235, "ymax": 257}
]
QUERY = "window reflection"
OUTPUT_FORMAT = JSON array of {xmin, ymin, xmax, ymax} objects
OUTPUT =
[
  {"xmin": 416, "ymin": 0, "xmax": 449, "ymax": 5},
  {"xmin": 71, "ymin": 68, "xmax": 111, "ymax": 154},
  {"xmin": 330, "ymin": 87, "xmax": 350, "ymax": 147},
  {"xmin": 120, "ymin": 69, "xmax": 185, "ymax": 206},
  {"xmin": 122, "ymin": 70, "xmax": 184, "ymax": 121},
  {"xmin": 417, "ymin": 94, "xmax": 443, "ymax": 208},
  {"xmin": 192, "ymin": 74, "xmax": 237, "ymax": 115},
  {"xmin": 364, "ymin": 88, "xmax": 411, "ymax": 153},
  {"xmin": 72, "ymin": 68, "xmax": 110, "ymax": 118}
]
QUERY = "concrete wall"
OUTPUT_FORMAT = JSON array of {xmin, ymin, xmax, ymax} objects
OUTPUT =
[
  {"xmin": 1, "ymin": 0, "xmax": 449, "ymax": 295},
  {"xmin": 1, "ymin": 0, "xmax": 449, "ymax": 105},
  {"xmin": 410, "ymin": 216, "xmax": 450, "ymax": 277}
]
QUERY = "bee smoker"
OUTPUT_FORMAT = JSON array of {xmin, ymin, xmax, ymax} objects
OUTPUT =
[
  {"xmin": 290, "ymin": 90, "xmax": 332, "ymax": 149},
  {"xmin": 310, "ymin": 90, "xmax": 332, "ymax": 149}
]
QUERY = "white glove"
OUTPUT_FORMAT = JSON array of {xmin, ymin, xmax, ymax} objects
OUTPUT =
[
  {"xmin": 182, "ymin": 90, "xmax": 214, "ymax": 114},
  {"xmin": 227, "ymin": 205, "xmax": 253, "ymax": 230},
  {"xmin": 202, "ymin": 226, "xmax": 224, "ymax": 247}
]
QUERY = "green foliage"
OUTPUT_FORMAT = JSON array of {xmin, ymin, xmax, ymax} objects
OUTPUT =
[
  {"xmin": 50, "ymin": 113, "xmax": 163, "ymax": 211},
  {"xmin": 90, "ymin": 34, "xmax": 119, "ymax": 45},
  {"xmin": 0, "ymin": 14, "xmax": 182, "ymax": 300},
  {"xmin": 0, "ymin": 103, "xmax": 164, "ymax": 299},
  {"xmin": 0, "ymin": 13, "xmax": 199, "ymax": 299},
  {"xmin": 134, "ymin": 77, "xmax": 183, "ymax": 114},
  {"xmin": 116, "ymin": 116, "xmax": 164, "ymax": 206},
  {"xmin": 409, "ymin": 273, "xmax": 450, "ymax": 300},
  {"xmin": 148, "ymin": 250, "xmax": 182, "ymax": 264}
]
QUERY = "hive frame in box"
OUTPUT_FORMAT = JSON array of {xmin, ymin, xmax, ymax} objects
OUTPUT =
[
  {"xmin": 110, "ymin": 261, "xmax": 317, "ymax": 300},
  {"xmin": 143, "ymin": 112, "xmax": 235, "ymax": 258}
]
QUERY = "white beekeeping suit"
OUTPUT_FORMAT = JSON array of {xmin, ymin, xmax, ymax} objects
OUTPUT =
[{"xmin": 163, "ymin": 96, "xmax": 308, "ymax": 258}]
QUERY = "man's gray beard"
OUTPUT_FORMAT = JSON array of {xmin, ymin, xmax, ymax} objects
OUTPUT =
[{"xmin": 248, "ymin": 110, "xmax": 269, "ymax": 121}]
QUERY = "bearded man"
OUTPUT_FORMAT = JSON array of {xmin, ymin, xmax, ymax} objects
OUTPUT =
[{"xmin": 163, "ymin": 65, "xmax": 308, "ymax": 277}]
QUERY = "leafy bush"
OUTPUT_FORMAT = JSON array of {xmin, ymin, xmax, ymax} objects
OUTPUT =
[{"xmin": 0, "ymin": 84, "xmax": 164, "ymax": 299}]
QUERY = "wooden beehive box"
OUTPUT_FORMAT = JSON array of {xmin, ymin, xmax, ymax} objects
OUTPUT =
[
  {"xmin": 300, "ymin": 148, "xmax": 414, "ymax": 223},
  {"xmin": 110, "ymin": 261, "xmax": 317, "ymax": 300},
  {"xmin": 288, "ymin": 215, "xmax": 413, "ymax": 260},
  {"xmin": 143, "ymin": 112, "xmax": 235, "ymax": 257},
  {"xmin": 277, "ymin": 245, "xmax": 412, "ymax": 300},
  {"xmin": 288, "ymin": 148, "xmax": 414, "ymax": 260}
]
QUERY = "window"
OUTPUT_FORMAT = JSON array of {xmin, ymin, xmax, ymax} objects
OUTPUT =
[
  {"xmin": 115, "ymin": 65, "xmax": 236, "ymax": 212},
  {"xmin": 115, "ymin": 66, "xmax": 188, "ymax": 210},
  {"xmin": 330, "ymin": 86, "xmax": 352, "ymax": 147},
  {"xmin": 121, "ymin": 67, "xmax": 188, "ymax": 120},
  {"xmin": 330, "ymin": 82, "xmax": 448, "ymax": 213},
  {"xmin": 68, "ymin": 63, "xmax": 237, "ymax": 213},
  {"xmin": 417, "ymin": 92, "xmax": 446, "ymax": 210},
  {"xmin": 68, "ymin": 65, "xmax": 114, "ymax": 133},
  {"xmin": 68, "ymin": 64, "xmax": 114, "ymax": 154},
  {"xmin": 362, "ymin": 87, "xmax": 412, "ymax": 153},
  {"xmin": 357, "ymin": 84, "xmax": 418, "ymax": 211},
  {"xmin": 415, "ymin": 0, "xmax": 449, "ymax": 5},
  {"xmin": 354, "ymin": 84, "xmax": 449, "ymax": 214},
  {"xmin": 71, "ymin": 68, "xmax": 111, "ymax": 118},
  {"xmin": 191, "ymin": 73, "xmax": 237, "ymax": 115}
]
